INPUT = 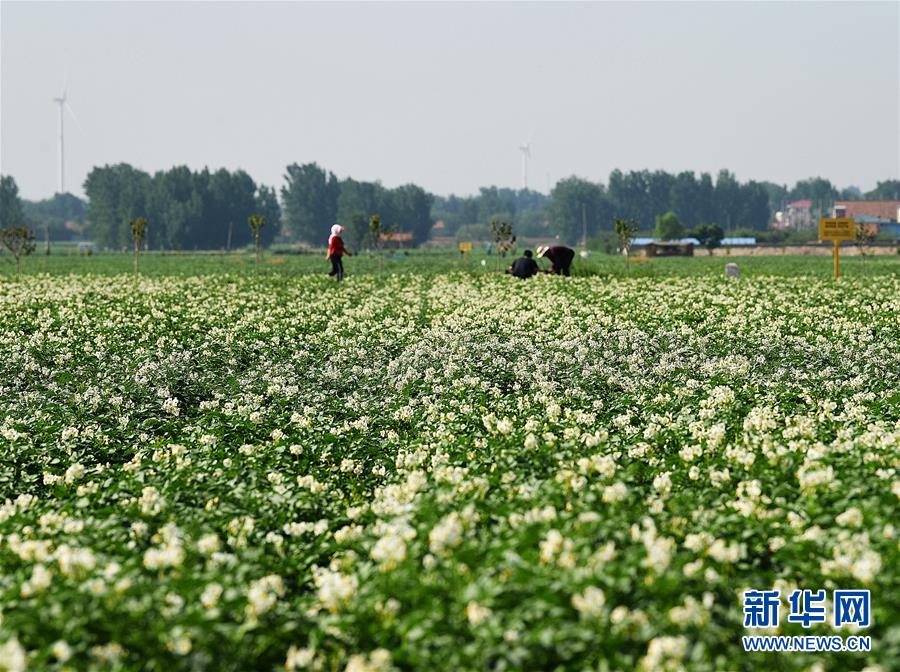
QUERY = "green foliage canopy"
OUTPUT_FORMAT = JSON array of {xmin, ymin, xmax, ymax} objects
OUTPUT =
[
  {"xmin": 691, "ymin": 223, "xmax": 725, "ymax": 255},
  {"xmin": 0, "ymin": 176, "xmax": 26, "ymax": 230},
  {"xmin": 85, "ymin": 164, "xmax": 280, "ymax": 250},
  {"xmin": 654, "ymin": 211, "xmax": 685, "ymax": 240},
  {"xmin": 281, "ymin": 163, "xmax": 339, "ymax": 244},
  {"xmin": 548, "ymin": 176, "xmax": 613, "ymax": 244}
]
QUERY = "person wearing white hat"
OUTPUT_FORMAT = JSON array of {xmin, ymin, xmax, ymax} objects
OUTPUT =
[
  {"xmin": 536, "ymin": 245, "xmax": 575, "ymax": 276},
  {"xmin": 326, "ymin": 224, "xmax": 352, "ymax": 281}
]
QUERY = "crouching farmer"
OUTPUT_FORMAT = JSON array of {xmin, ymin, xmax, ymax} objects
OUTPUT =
[
  {"xmin": 536, "ymin": 245, "xmax": 575, "ymax": 276},
  {"xmin": 507, "ymin": 249, "xmax": 540, "ymax": 279}
]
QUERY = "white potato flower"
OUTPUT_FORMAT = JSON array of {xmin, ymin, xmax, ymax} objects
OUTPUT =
[
  {"xmin": 64, "ymin": 463, "xmax": 86, "ymax": 484},
  {"xmin": 245, "ymin": 574, "xmax": 285, "ymax": 620},
  {"xmin": 835, "ymin": 507, "xmax": 863, "ymax": 528},
  {"xmin": 51, "ymin": 640, "xmax": 72, "ymax": 663},
  {"xmin": 370, "ymin": 533, "xmax": 407, "ymax": 570},
  {"xmin": 572, "ymin": 586, "xmax": 605, "ymax": 617},
  {"xmin": 602, "ymin": 482, "xmax": 628, "ymax": 504},
  {"xmin": 465, "ymin": 601, "xmax": 492, "ymax": 626},
  {"xmin": 285, "ymin": 646, "xmax": 316, "ymax": 670},
  {"xmin": 313, "ymin": 567, "xmax": 358, "ymax": 612},
  {"xmin": 0, "ymin": 638, "xmax": 27, "ymax": 672}
]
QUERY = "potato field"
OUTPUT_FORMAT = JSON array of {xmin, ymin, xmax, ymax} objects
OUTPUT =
[{"xmin": 1, "ymin": 267, "xmax": 898, "ymax": 671}]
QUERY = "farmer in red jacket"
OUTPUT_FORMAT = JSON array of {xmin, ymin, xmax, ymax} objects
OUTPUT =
[{"xmin": 326, "ymin": 224, "xmax": 352, "ymax": 281}]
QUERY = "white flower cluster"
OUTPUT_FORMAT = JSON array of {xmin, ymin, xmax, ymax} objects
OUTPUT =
[{"xmin": 0, "ymin": 270, "xmax": 897, "ymax": 670}]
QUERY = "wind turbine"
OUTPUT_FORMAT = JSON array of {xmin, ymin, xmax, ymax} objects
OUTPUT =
[
  {"xmin": 52, "ymin": 75, "xmax": 84, "ymax": 194},
  {"xmin": 518, "ymin": 139, "xmax": 532, "ymax": 190}
]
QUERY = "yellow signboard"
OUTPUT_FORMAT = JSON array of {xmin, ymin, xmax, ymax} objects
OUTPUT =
[
  {"xmin": 818, "ymin": 218, "xmax": 855, "ymax": 242},
  {"xmin": 818, "ymin": 218, "xmax": 855, "ymax": 279},
  {"xmin": 458, "ymin": 242, "xmax": 473, "ymax": 253}
]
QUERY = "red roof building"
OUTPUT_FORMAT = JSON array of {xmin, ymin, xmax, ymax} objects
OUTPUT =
[
  {"xmin": 833, "ymin": 200, "xmax": 900, "ymax": 222},
  {"xmin": 786, "ymin": 199, "xmax": 812, "ymax": 209}
]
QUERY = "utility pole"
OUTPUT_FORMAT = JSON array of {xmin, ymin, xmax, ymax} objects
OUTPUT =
[
  {"xmin": 581, "ymin": 203, "xmax": 587, "ymax": 248},
  {"xmin": 54, "ymin": 96, "xmax": 65, "ymax": 193}
]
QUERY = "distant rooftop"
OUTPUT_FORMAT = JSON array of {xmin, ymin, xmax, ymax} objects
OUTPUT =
[
  {"xmin": 633, "ymin": 237, "xmax": 756, "ymax": 246},
  {"xmin": 380, "ymin": 231, "xmax": 414, "ymax": 241},
  {"xmin": 787, "ymin": 199, "xmax": 812, "ymax": 209},
  {"xmin": 833, "ymin": 200, "xmax": 900, "ymax": 221},
  {"xmin": 853, "ymin": 215, "xmax": 891, "ymax": 224}
]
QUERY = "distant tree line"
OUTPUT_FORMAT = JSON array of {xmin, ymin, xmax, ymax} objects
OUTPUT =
[
  {"xmin": 20, "ymin": 193, "xmax": 87, "ymax": 245},
  {"xmin": 83, "ymin": 164, "xmax": 281, "ymax": 250},
  {"xmin": 281, "ymin": 163, "xmax": 434, "ymax": 248},
  {"xmin": 432, "ymin": 187, "xmax": 550, "ymax": 240},
  {"xmin": 1, "ymin": 169, "xmax": 897, "ymax": 251},
  {"xmin": 542, "ymin": 170, "xmax": 767, "ymax": 244},
  {"xmin": 471, "ymin": 172, "xmax": 899, "ymax": 246},
  {"xmin": 0, "ymin": 176, "xmax": 26, "ymax": 230}
]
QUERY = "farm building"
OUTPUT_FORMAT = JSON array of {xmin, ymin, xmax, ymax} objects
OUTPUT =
[
  {"xmin": 775, "ymin": 199, "xmax": 814, "ymax": 230},
  {"xmin": 379, "ymin": 231, "xmax": 414, "ymax": 248},
  {"xmin": 644, "ymin": 241, "xmax": 694, "ymax": 257},
  {"xmin": 631, "ymin": 237, "xmax": 756, "ymax": 254},
  {"xmin": 833, "ymin": 200, "xmax": 900, "ymax": 237}
]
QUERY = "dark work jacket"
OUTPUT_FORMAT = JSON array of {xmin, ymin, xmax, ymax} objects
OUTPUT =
[
  {"xmin": 544, "ymin": 246, "xmax": 575, "ymax": 272},
  {"xmin": 510, "ymin": 256, "xmax": 539, "ymax": 279}
]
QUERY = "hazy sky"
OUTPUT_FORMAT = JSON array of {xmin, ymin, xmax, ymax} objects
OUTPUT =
[{"xmin": 2, "ymin": 1, "xmax": 898, "ymax": 200}]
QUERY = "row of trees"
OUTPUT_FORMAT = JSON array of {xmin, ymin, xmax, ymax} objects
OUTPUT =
[
  {"xmin": 4, "ymin": 168, "xmax": 898, "ymax": 252},
  {"xmin": 281, "ymin": 163, "xmax": 434, "ymax": 247},
  {"xmin": 548, "ymin": 170, "xmax": 775, "ymax": 245},
  {"xmin": 20, "ymin": 193, "xmax": 88, "ymax": 248},
  {"xmin": 0, "ymin": 176, "xmax": 26, "ymax": 230},
  {"xmin": 432, "ymin": 187, "xmax": 550, "ymax": 237},
  {"xmin": 0, "ymin": 177, "xmax": 37, "ymax": 272},
  {"xmin": 0, "ymin": 178, "xmax": 89, "ymax": 255},
  {"xmin": 83, "ymin": 164, "xmax": 281, "ymax": 250},
  {"xmin": 435, "ymin": 173, "xmax": 900, "ymax": 246}
]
